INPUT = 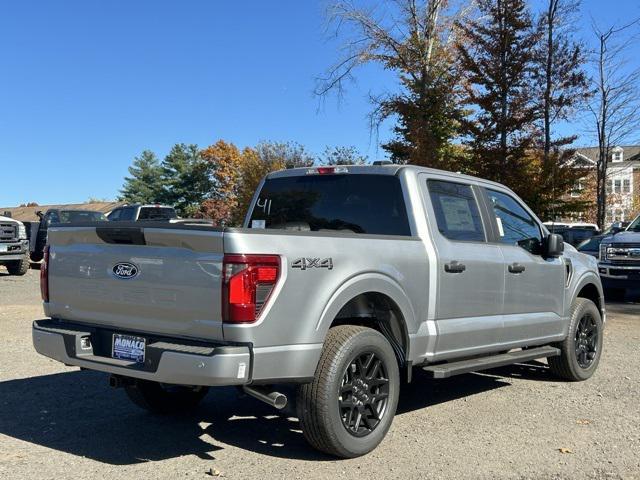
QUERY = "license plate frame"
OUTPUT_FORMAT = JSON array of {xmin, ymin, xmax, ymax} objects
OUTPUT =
[{"xmin": 112, "ymin": 334, "xmax": 146, "ymax": 363}]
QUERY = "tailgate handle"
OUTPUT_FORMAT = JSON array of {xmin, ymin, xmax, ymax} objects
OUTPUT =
[{"xmin": 96, "ymin": 227, "xmax": 146, "ymax": 245}]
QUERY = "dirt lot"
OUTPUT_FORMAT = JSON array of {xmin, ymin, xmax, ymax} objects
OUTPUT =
[{"xmin": 1, "ymin": 268, "xmax": 639, "ymax": 480}]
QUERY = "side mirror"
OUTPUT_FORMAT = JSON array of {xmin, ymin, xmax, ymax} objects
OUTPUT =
[
  {"xmin": 546, "ymin": 233, "xmax": 564, "ymax": 258},
  {"xmin": 36, "ymin": 210, "xmax": 43, "ymax": 219}
]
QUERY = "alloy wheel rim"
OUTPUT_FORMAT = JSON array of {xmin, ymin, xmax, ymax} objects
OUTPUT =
[
  {"xmin": 574, "ymin": 313, "xmax": 598, "ymax": 369},
  {"xmin": 338, "ymin": 351, "xmax": 390, "ymax": 437}
]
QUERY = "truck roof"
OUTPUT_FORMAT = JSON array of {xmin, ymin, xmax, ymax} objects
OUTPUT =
[{"xmin": 266, "ymin": 164, "xmax": 512, "ymax": 192}]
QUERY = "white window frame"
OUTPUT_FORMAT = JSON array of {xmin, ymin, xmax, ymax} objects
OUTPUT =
[{"xmin": 612, "ymin": 147, "xmax": 623, "ymax": 162}]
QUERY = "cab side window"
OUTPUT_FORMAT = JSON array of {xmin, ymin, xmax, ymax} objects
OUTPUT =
[
  {"xmin": 486, "ymin": 189, "xmax": 542, "ymax": 254},
  {"xmin": 46, "ymin": 212, "xmax": 59, "ymax": 225},
  {"xmin": 119, "ymin": 208, "xmax": 135, "ymax": 221},
  {"xmin": 427, "ymin": 180, "xmax": 485, "ymax": 242},
  {"xmin": 108, "ymin": 209, "xmax": 121, "ymax": 221}
]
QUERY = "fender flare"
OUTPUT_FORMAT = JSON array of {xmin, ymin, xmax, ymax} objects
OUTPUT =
[
  {"xmin": 570, "ymin": 271, "xmax": 604, "ymax": 310},
  {"xmin": 314, "ymin": 272, "xmax": 417, "ymax": 359}
]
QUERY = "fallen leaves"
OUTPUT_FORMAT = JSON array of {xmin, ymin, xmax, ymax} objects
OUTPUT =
[
  {"xmin": 558, "ymin": 447, "xmax": 573, "ymax": 454},
  {"xmin": 576, "ymin": 419, "xmax": 592, "ymax": 425}
]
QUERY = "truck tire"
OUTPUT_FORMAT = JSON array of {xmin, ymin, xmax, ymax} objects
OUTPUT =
[
  {"xmin": 6, "ymin": 257, "xmax": 30, "ymax": 276},
  {"xmin": 30, "ymin": 252, "xmax": 43, "ymax": 263},
  {"xmin": 548, "ymin": 298, "xmax": 603, "ymax": 381},
  {"xmin": 297, "ymin": 325, "xmax": 400, "ymax": 458},
  {"xmin": 124, "ymin": 380, "xmax": 209, "ymax": 414}
]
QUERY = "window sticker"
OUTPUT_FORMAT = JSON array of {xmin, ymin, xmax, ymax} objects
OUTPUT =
[
  {"xmin": 440, "ymin": 196, "xmax": 474, "ymax": 231},
  {"xmin": 251, "ymin": 219, "xmax": 266, "ymax": 229},
  {"xmin": 496, "ymin": 216, "xmax": 505, "ymax": 237}
]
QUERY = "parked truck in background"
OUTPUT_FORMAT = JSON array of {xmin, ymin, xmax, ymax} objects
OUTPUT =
[
  {"xmin": 598, "ymin": 214, "xmax": 640, "ymax": 298},
  {"xmin": 106, "ymin": 204, "xmax": 177, "ymax": 222},
  {"xmin": 32, "ymin": 165, "xmax": 605, "ymax": 458},
  {"xmin": 30, "ymin": 209, "xmax": 109, "ymax": 262},
  {"xmin": 0, "ymin": 215, "xmax": 30, "ymax": 275}
]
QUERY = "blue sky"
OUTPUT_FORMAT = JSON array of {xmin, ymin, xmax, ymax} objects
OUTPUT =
[{"xmin": 1, "ymin": 0, "xmax": 639, "ymax": 206}]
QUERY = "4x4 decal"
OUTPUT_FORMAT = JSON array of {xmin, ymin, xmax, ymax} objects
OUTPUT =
[{"xmin": 292, "ymin": 257, "xmax": 333, "ymax": 271}]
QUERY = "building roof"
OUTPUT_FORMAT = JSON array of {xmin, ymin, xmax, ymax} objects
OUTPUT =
[
  {"xmin": 0, "ymin": 202, "xmax": 124, "ymax": 222},
  {"xmin": 575, "ymin": 145, "xmax": 640, "ymax": 163}
]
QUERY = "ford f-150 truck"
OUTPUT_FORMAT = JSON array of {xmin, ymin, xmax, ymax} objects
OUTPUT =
[
  {"xmin": 598, "ymin": 213, "xmax": 640, "ymax": 297},
  {"xmin": 0, "ymin": 215, "xmax": 30, "ymax": 275},
  {"xmin": 32, "ymin": 165, "xmax": 605, "ymax": 458}
]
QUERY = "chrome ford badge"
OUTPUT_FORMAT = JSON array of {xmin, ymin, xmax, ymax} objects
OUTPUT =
[{"xmin": 112, "ymin": 262, "xmax": 139, "ymax": 279}]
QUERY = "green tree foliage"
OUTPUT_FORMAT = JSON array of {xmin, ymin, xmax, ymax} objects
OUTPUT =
[
  {"xmin": 119, "ymin": 150, "xmax": 163, "ymax": 204},
  {"xmin": 159, "ymin": 144, "xmax": 212, "ymax": 217},
  {"xmin": 317, "ymin": 0, "xmax": 465, "ymax": 169},
  {"xmin": 457, "ymin": 0, "xmax": 540, "ymax": 200},
  {"xmin": 320, "ymin": 146, "xmax": 367, "ymax": 165},
  {"xmin": 528, "ymin": 0, "xmax": 591, "ymax": 219},
  {"xmin": 255, "ymin": 141, "xmax": 315, "ymax": 169}
]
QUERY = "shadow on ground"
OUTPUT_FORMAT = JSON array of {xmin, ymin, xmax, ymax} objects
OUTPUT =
[{"xmin": 0, "ymin": 362, "xmax": 556, "ymax": 464}]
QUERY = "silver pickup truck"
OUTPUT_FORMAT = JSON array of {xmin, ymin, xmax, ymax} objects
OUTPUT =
[{"xmin": 33, "ymin": 165, "xmax": 605, "ymax": 458}]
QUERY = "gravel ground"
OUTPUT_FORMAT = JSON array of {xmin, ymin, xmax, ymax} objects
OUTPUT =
[{"xmin": 1, "ymin": 267, "xmax": 639, "ymax": 480}]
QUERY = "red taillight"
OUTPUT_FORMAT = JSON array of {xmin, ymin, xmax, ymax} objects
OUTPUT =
[
  {"xmin": 222, "ymin": 254, "xmax": 280, "ymax": 323},
  {"xmin": 40, "ymin": 245, "xmax": 50, "ymax": 302}
]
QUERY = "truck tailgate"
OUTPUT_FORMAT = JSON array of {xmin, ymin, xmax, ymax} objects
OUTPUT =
[{"xmin": 46, "ymin": 224, "xmax": 225, "ymax": 341}]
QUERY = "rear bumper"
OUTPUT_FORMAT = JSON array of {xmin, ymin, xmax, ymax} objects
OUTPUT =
[{"xmin": 32, "ymin": 319, "xmax": 251, "ymax": 386}]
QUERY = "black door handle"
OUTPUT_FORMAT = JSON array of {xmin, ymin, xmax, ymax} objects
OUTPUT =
[
  {"xmin": 508, "ymin": 262, "xmax": 526, "ymax": 274},
  {"xmin": 444, "ymin": 261, "xmax": 466, "ymax": 273}
]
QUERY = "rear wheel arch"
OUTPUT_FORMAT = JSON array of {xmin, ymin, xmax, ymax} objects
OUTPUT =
[{"xmin": 316, "ymin": 274, "xmax": 415, "ymax": 365}]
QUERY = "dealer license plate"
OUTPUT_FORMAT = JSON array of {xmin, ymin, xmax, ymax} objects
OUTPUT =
[{"xmin": 112, "ymin": 334, "xmax": 146, "ymax": 363}]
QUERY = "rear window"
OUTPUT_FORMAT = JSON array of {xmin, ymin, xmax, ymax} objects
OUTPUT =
[
  {"xmin": 248, "ymin": 174, "xmax": 411, "ymax": 236},
  {"xmin": 59, "ymin": 211, "xmax": 107, "ymax": 223},
  {"xmin": 138, "ymin": 207, "xmax": 177, "ymax": 220}
]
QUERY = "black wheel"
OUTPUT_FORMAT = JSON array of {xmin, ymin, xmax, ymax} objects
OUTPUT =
[
  {"xmin": 6, "ymin": 256, "xmax": 29, "ymax": 275},
  {"xmin": 297, "ymin": 325, "xmax": 400, "ymax": 458},
  {"xmin": 124, "ymin": 380, "xmax": 209, "ymax": 414},
  {"xmin": 30, "ymin": 252, "xmax": 43, "ymax": 263},
  {"xmin": 548, "ymin": 298, "xmax": 603, "ymax": 381}
]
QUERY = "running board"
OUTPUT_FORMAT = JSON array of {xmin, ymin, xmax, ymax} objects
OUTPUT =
[{"xmin": 422, "ymin": 346, "xmax": 560, "ymax": 379}]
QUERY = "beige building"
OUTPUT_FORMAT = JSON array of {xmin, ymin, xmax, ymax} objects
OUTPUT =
[
  {"xmin": 567, "ymin": 146, "xmax": 640, "ymax": 225},
  {"xmin": 1, "ymin": 202, "xmax": 124, "ymax": 222}
]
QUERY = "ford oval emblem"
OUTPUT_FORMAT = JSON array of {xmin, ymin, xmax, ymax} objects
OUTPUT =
[{"xmin": 112, "ymin": 262, "xmax": 139, "ymax": 279}]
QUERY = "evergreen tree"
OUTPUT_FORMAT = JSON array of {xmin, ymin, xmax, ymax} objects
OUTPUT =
[
  {"xmin": 119, "ymin": 150, "xmax": 163, "ymax": 204},
  {"xmin": 318, "ymin": 1, "xmax": 465, "ymax": 169},
  {"xmin": 457, "ymin": 0, "xmax": 539, "ymax": 199},
  {"xmin": 159, "ymin": 144, "xmax": 212, "ymax": 217},
  {"xmin": 320, "ymin": 146, "xmax": 367, "ymax": 165},
  {"xmin": 529, "ymin": 0, "xmax": 591, "ymax": 219},
  {"xmin": 254, "ymin": 141, "xmax": 315, "ymax": 169}
]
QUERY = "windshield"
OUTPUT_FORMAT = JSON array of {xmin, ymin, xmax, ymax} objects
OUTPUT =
[
  {"xmin": 59, "ymin": 211, "xmax": 107, "ymax": 223},
  {"xmin": 627, "ymin": 215, "xmax": 640, "ymax": 232},
  {"xmin": 248, "ymin": 174, "xmax": 411, "ymax": 236}
]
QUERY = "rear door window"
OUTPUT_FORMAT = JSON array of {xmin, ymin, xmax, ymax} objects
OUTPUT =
[
  {"xmin": 427, "ymin": 180, "xmax": 485, "ymax": 242},
  {"xmin": 249, "ymin": 174, "xmax": 411, "ymax": 236}
]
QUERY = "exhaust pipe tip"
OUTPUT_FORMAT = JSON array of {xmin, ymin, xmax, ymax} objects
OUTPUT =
[
  {"xmin": 242, "ymin": 385, "xmax": 288, "ymax": 410},
  {"xmin": 271, "ymin": 392, "xmax": 287, "ymax": 410}
]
